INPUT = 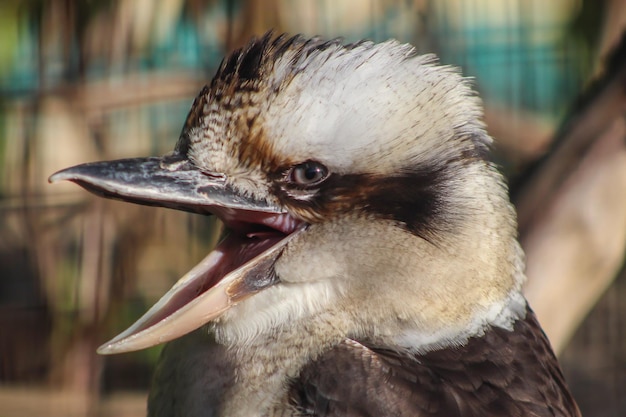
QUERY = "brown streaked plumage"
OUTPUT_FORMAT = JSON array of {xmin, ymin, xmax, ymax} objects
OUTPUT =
[{"xmin": 49, "ymin": 33, "xmax": 581, "ymax": 417}]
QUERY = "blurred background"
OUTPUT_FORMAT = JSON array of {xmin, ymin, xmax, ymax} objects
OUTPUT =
[{"xmin": 1, "ymin": 0, "xmax": 625, "ymax": 416}]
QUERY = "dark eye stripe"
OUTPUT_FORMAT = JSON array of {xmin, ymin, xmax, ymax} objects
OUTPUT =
[{"xmin": 272, "ymin": 163, "xmax": 451, "ymax": 242}]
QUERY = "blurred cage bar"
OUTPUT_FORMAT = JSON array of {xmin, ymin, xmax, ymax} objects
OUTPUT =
[{"xmin": 0, "ymin": 1, "xmax": 624, "ymax": 416}]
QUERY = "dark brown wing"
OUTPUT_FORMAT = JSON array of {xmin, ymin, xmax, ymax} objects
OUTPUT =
[
  {"xmin": 148, "ymin": 329, "xmax": 237, "ymax": 417},
  {"xmin": 289, "ymin": 306, "xmax": 581, "ymax": 417}
]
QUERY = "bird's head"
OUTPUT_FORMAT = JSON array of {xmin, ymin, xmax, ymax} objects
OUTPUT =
[{"xmin": 50, "ymin": 33, "xmax": 526, "ymax": 356}]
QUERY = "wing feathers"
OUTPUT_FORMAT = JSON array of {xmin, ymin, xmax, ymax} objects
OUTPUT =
[{"xmin": 289, "ymin": 306, "xmax": 580, "ymax": 417}]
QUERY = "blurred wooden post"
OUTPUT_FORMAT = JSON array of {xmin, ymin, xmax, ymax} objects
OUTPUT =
[
  {"xmin": 515, "ymin": 28, "xmax": 626, "ymax": 353},
  {"xmin": 520, "ymin": 118, "xmax": 626, "ymax": 352}
]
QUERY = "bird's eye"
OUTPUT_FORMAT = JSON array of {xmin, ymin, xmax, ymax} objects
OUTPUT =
[{"xmin": 288, "ymin": 161, "xmax": 329, "ymax": 186}]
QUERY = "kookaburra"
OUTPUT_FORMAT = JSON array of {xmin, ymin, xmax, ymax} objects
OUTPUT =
[{"xmin": 50, "ymin": 33, "xmax": 581, "ymax": 416}]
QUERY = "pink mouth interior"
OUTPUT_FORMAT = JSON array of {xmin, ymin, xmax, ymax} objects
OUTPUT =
[{"xmin": 137, "ymin": 210, "xmax": 303, "ymax": 331}]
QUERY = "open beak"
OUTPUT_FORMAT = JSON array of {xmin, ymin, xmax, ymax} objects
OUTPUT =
[{"xmin": 49, "ymin": 152, "xmax": 305, "ymax": 354}]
